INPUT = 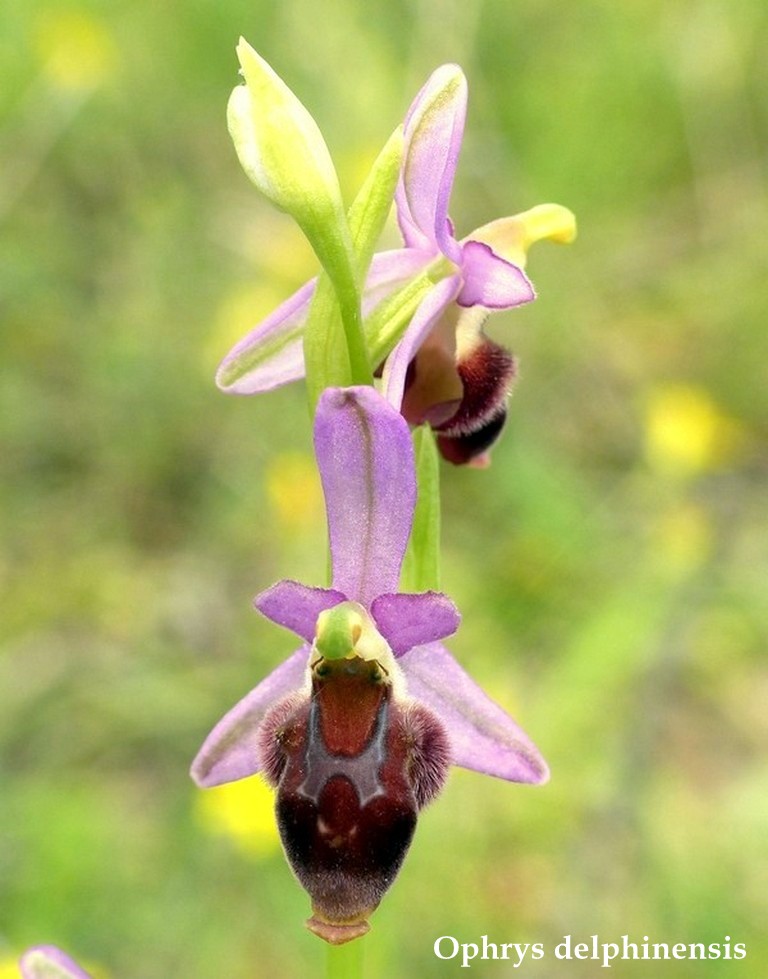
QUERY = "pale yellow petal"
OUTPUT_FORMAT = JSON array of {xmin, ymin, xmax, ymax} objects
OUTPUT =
[{"xmin": 470, "ymin": 203, "xmax": 577, "ymax": 268}]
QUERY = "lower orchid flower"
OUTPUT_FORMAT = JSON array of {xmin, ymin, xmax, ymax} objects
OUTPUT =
[
  {"xmin": 191, "ymin": 386, "xmax": 548, "ymax": 943},
  {"xmin": 216, "ymin": 56, "xmax": 574, "ymax": 466}
]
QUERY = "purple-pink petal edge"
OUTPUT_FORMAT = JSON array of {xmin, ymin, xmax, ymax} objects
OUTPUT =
[
  {"xmin": 254, "ymin": 581, "xmax": 347, "ymax": 643},
  {"xmin": 190, "ymin": 647, "xmax": 308, "ymax": 787},
  {"xmin": 401, "ymin": 642, "xmax": 549, "ymax": 784}
]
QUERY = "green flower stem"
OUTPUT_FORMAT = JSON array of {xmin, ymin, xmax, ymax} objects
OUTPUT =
[
  {"xmin": 305, "ymin": 281, "xmax": 353, "ymax": 412},
  {"xmin": 402, "ymin": 425, "xmax": 441, "ymax": 592},
  {"xmin": 326, "ymin": 940, "xmax": 364, "ymax": 979},
  {"xmin": 305, "ymin": 127, "xmax": 403, "ymax": 409},
  {"xmin": 334, "ymin": 256, "xmax": 373, "ymax": 387},
  {"xmin": 302, "ymin": 216, "xmax": 371, "ymax": 390}
]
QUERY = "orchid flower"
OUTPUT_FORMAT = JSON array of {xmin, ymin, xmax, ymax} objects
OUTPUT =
[
  {"xmin": 20, "ymin": 947, "xmax": 91, "ymax": 979},
  {"xmin": 191, "ymin": 386, "xmax": 547, "ymax": 943},
  {"xmin": 216, "ymin": 61, "xmax": 574, "ymax": 464}
]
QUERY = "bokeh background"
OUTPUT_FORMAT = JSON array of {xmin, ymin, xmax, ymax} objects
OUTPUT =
[{"xmin": 1, "ymin": 1, "xmax": 766, "ymax": 976}]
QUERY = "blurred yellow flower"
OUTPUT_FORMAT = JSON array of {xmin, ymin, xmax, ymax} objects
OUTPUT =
[
  {"xmin": 0, "ymin": 958, "xmax": 19, "ymax": 979},
  {"xmin": 35, "ymin": 11, "xmax": 117, "ymax": 93},
  {"xmin": 195, "ymin": 776, "xmax": 280, "ymax": 858},
  {"xmin": 265, "ymin": 451, "xmax": 323, "ymax": 534},
  {"xmin": 644, "ymin": 383, "xmax": 744, "ymax": 478}
]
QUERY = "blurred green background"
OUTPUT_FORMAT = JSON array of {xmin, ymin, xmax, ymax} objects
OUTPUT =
[{"xmin": 1, "ymin": 0, "xmax": 766, "ymax": 976}]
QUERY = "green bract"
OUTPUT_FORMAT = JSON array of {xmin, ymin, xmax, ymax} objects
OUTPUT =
[{"xmin": 401, "ymin": 425, "xmax": 441, "ymax": 592}]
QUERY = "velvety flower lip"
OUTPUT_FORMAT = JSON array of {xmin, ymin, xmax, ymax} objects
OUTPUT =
[
  {"xmin": 258, "ymin": 639, "xmax": 451, "ymax": 943},
  {"xmin": 191, "ymin": 386, "xmax": 548, "ymax": 790},
  {"xmin": 20, "ymin": 946, "xmax": 91, "ymax": 979}
]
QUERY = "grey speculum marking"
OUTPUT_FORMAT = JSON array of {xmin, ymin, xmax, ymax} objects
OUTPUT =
[{"xmin": 297, "ymin": 695, "xmax": 388, "ymax": 807}]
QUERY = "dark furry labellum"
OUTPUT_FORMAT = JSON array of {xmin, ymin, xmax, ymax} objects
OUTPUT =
[
  {"xmin": 258, "ymin": 657, "xmax": 450, "ymax": 943},
  {"xmin": 401, "ymin": 333, "xmax": 517, "ymax": 466},
  {"xmin": 437, "ymin": 408, "xmax": 507, "ymax": 465}
]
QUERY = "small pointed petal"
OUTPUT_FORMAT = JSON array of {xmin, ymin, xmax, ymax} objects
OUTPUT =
[
  {"xmin": 254, "ymin": 580, "xmax": 347, "ymax": 642},
  {"xmin": 191, "ymin": 648, "xmax": 308, "ymax": 787},
  {"xmin": 381, "ymin": 273, "xmax": 462, "ymax": 411},
  {"xmin": 396, "ymin": 64, "xmax": 466, "ymax": 263},
  {"xmin": 371, "ymin": 592, "xmax": 461, "ymax": 656},
  {"xmin": 216, "ymin": 278, "xmax": 316, "ymax": 394},
  {"xmin": 20, "ymin": 947, "xmax": 92, "ymax": 979},
  {"xmin": 457, "ymin": 241, "xmax": 535, "ymax": 309},
  {"xmin": 314, "ymin": 387, "xmax": 416, "ymax": 607},
  {"xmin": 401, "ymin": 643, "xmax": 549, "ymax": 784}
]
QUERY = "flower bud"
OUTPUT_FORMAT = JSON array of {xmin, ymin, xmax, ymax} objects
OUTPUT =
[
  {"xmin": 229, "ymin": 39, "xmax": 343, "ymax": 225},
  {"xmin": 228, "ymin": 38, "xmax": 355, "ymax": 294}
]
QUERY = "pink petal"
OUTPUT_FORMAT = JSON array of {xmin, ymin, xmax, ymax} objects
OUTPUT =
[
  {"xmin": 364, "ymin": 247, "xmax": 436, "ymax": 310},
  {"xmin": 371, "ymin": 592, "xmax": 461, "ymax": 656},
  {"xmin": 396, "ymin": 65, "xmax": 466, "ymax": 263},
  {"xmin": 381, "ymin": 273, "xmax": 462, "ymax": 410},
  {"xmin": 401, "ymin": 643, "xmax": 549, "ymax": 784},
  {"xmin": 20, "ymin": 947, "xmax": 92, "ymax": 979},
  {"xmin": 190, "ymin": 648, "xmax": 308, "ymax": 787},
  {"xmin": 457, "ymin": 240, "xmax": 536, "ymax": 309},
  {"xmin": 216, "ymin": 278, "xmax": 316, "ymax": 394},
  {"xmin": 254, "ymin": 581, "xmax": 347, "ymax": 642},
  {"xmin": 215, "ymin": 250, "xmax": 432, "ymax": 395},
  {"xmin": 314, "ymin": 387, "xmax": 416, "ymax": 608}
]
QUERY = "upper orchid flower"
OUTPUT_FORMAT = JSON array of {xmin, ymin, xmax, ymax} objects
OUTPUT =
[
  {"xmin": 191, "ymin": 386, "xmax": 548, "ymax": 943},
  {"xmin": 20, "ymin": 947, "xmax": 91, "ymax": 979},
  {"xmin": 381, "ymin": 66, "xmax": 576, "ymax": 465},
  {"xmin": 216, "ymin": 63, "xmax": 575, "ymax": 465}
]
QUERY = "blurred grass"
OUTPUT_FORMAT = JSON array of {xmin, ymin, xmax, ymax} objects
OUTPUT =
[{"xmin": 1, "ymin": 0, "xmax": 767, "ymax": 976}]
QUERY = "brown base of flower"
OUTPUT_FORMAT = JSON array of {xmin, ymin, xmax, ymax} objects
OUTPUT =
[{"xmin": 306, "ymin": 914, "xmax": 371, "ymax": 945}]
